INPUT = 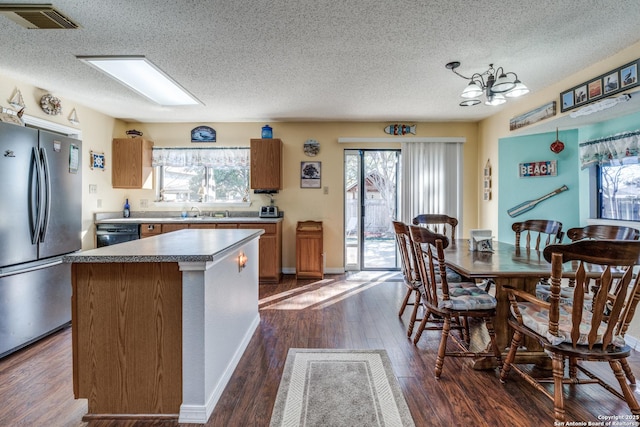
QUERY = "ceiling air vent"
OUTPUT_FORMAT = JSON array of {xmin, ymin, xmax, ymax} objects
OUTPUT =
[{"xmin": 0, "ymin": 3, "xmax": 80, "ymax": 29}]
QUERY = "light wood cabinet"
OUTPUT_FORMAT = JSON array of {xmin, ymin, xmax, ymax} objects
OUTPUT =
[
  {"xmin": 112, "ymin": 137, "xmax": 153, "ymax": 189},
  {"xmin": 162, "ymin": 223, "xmax": 189, "ymax": 233},
  {"xmin": 140, "ymin": 223, "xmax": 162, "ymax": 238},
  {"xmin": 250, "ymin": 138, "xmax": 281, "ymax": 190},
  {"xmin": 296, "ymin": 221, "xmax": 323, "ymax": 279},
  {"xmin": 238, "ymin": 222, "xmax": 282, "ymax": 283}
]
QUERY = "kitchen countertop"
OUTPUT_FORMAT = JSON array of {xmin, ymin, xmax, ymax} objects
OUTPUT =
[
  {"xmin": 63, "ymin": 228, "xmax": 264, "ymax": 263},
  {"xmin": 94, "ymin": 210, "xmax": 283, "ymax": 224},
  {"xmin": 95, "ymin": 216, "xmax": 282, "ymax": 224}
]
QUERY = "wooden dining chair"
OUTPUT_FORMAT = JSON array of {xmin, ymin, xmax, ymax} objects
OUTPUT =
[
  {"xmin": 499, "ymin": 239, "xmax": 640, "ymax": 422},
  {"xmin": 512, "ymin": 219, "xmax": 563, "ymax": 250},
  {"xmin": 566, "ymin": 224, "xmax": 640, "ymax": 242},
  {"xmin": 393, "ymin": 221, "xmax": 422, "ymax": 337},
  {"xmin": 408, "ymin": 225, "xmax": 502, "ymax": 378},
  {"xmin": 412, "ymin": 214, "xmax": 458, "ymax": 242}
]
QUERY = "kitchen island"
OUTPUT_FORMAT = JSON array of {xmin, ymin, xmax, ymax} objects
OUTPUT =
[{"xmin": 63, "ymin": 228, "xmax": 263, "ymax": 424}]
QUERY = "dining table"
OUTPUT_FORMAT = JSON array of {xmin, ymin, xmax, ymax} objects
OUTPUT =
[{"xmin": 443, "ymin": 238, "xmax": 554, "ymax": 369}]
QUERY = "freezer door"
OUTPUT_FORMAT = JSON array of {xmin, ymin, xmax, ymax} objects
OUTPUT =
[
  {"xmin": 0, "ymin": 122, "xmax": 39, "ymax": 268},
  {"xmin": 0, "ymin": 259, "xmax": 71, "ymax": 358},
  {"xmin": 38, "ymin": 131, "xmax": 82, "ymax": 259}
]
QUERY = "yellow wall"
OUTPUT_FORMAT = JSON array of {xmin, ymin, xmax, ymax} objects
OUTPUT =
[{"xmin": 130, "ymin": 121, "xmax": 479, "ymax": 272}]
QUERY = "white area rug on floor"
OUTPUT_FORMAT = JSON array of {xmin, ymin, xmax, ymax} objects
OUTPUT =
[{"xmin": 270, "ymin": 349, "xmax": 415, "ymax": 427}]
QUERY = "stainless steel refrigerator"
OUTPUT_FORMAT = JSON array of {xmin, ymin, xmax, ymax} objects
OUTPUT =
[{"xmin": 0, "ymin": 121, "xmax": 81, "ymax": 358}]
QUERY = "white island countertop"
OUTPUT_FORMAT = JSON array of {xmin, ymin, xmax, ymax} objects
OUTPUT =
[{"xmin": 63, "ymin": 228, "xmax": 264, "ymax": 263}]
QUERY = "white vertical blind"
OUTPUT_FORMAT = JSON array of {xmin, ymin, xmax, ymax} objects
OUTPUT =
[{"xmin": 400, "ymin": 141, "xmax": 463, "ymax": 225}]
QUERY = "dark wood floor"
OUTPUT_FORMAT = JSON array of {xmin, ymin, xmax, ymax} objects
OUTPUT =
[{"xmin": 1, "ymin": 273, "xmax": 639, "ymax": 427}]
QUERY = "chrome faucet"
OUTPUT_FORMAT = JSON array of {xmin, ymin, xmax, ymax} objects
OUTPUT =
[
  {"xmin": 225, "ymin": 210, "xmax": 230, "ymax": 218},
  {"xmin": 190, "ymin": 206, "xmax": 201, "ymax": 217}
]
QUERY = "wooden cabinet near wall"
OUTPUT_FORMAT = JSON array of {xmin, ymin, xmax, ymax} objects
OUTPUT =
[
  {"xmin": 238, "ymin": 222, "xmax": 282, "ymax": 283},
  {"xmin": 250, "ymin": 138, "xmax": 282, "ymax": 190},
  {"xmin": 112, "ymin": 137, "xmax": 153, "ymax": 189},
  {"xmin": 296, "ymin": 221, "xmax": 323, "ymax": 279},
  {"xmin": 140, "ymin": 223, "xmax": 162, "ymax": 238}
]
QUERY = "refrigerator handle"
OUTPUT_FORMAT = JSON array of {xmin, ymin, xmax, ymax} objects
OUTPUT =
[
  {"xmin": 39, "ymin": 147, "xmax": 52, "ymax": 243},
  {"xmin": 31, "ymin": 147, "xmax": 44, "ymax": 245}
]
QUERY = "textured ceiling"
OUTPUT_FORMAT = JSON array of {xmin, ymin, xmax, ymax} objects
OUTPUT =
[{"xmin": 0, "ymin": 0, "xmax": 639, "ymax": 124}]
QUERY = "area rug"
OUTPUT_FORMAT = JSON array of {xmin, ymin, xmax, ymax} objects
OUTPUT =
[{"xmin": 269, "ymin": 349, "xmax": 415, "ymax": 427}]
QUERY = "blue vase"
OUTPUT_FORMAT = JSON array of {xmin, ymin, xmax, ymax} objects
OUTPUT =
[{"xmin": 261, "ymin": 124, "xmax": 273, "ymax": 139}]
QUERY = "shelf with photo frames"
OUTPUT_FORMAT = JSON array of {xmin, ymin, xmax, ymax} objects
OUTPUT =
[
  {"xmin": 483, "ymin": 159, "xmax": 491, "ymax": 201},
  {"xmin": 560, "ymin": 58, "xmax": 639, "ymax": 113}
]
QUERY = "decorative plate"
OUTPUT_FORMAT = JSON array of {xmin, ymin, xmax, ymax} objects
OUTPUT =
[
  {"xmin": 303, "ymin": 139, "xmax": 320, "ymax": 156},
  {"xmin": 191, "ymin": 125, "xmax": 216, "ymax": 142},
  {"xmin": 40, "ymin": 94, "xmax": 62, "ymax": 115}
]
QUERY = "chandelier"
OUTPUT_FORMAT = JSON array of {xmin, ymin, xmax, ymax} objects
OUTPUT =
[{"xmin": 445, "ymin": 61, "xmax": 529, "ymax": 106}]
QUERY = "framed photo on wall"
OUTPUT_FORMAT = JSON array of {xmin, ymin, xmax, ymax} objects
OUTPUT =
[
  {"xmin": 560, "ymin": 58, "xmax": 640, "ymax": 112},
  {"xmin": 301, "ymin": 161, "xmax": 321, "ymax": 188}
]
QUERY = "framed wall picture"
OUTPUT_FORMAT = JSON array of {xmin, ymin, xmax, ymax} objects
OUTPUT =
[
  {"xmin": 560, "ymin": 58, "xmax": 640, "ymax": 112},
  {"xmin": 301, "ymin": 161, "xmax": 321, "ymax": 188},
  {"xmin": 90, "ymin": 150, "xmax": 105, "ymax": 171}
]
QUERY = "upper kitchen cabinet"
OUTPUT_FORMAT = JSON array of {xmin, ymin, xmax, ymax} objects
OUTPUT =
[
  {"xmin": 250, "ymin": 138, "xmax": 281, "ymax": 190},
  {"xmin": 112, "ymin": 137, "xmax": 153, "ymax": 189}
]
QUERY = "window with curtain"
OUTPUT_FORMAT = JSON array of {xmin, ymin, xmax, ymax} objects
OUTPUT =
[
  {"xmin": 580, "ymin": 130, "xmax": 640, "ymax": 221},
  {"xmin": 400, "ymin": 140, "xmax": 464, "ymax": 225},
  {"xmin": 152, "ymin": 147, "xmax": 250, "ymax": 204}
]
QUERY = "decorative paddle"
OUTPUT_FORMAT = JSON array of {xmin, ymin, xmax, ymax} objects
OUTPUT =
[{"xmin": 507, "ymin": 185, "xmax": 568, "ymax": 218}]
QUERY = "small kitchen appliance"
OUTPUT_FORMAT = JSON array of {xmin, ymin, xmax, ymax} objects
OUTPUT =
[{"xmin": 259, "ymin": 205, "xmax": 279, "ymax": 218}]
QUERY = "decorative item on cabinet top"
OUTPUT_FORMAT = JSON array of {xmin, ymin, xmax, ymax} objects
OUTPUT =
[
  {"xmin": 68, "ymin": 108, "xmax": 80, "ymax": 125},
  {"xmin": 40, "ymin": 94, "xmax": 62, "ymax": 115},
  {"xmin": 261, "ymin": 124, "xmax": 273, "ymax": 139},
  {"xmin": 126, "ymin": 129, "xmax": 143, "ymax": 137},
  {"xmin": 8, "ymin": 88, "xmax": 25, "ymax": 110},
  {"xmin": 303, "ymin": 139, "xmax": 320, "ymax": 156},
  {"xmin": 191, "ymin": 125, "xmax": 216, "ymax": 142}
]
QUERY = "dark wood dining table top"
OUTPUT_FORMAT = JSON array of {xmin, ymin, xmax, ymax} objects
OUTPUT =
[{"xmin": 443, "ymin": 239, "xmax": 551, "ymax": 279}]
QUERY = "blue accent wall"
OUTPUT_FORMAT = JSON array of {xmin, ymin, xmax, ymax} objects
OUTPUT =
[
  {"xmin": 497, "ymin": 109, "xmax": 640, "ymax": 242},
  {"xmin": 497, "ymin": 129, "xmax": 580, "ymax": 243}
]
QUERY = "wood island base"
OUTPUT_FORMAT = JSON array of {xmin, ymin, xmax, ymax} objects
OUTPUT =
[{"xmin": 66, "ymin": 229, "xmax": 262, "ymax": 424}]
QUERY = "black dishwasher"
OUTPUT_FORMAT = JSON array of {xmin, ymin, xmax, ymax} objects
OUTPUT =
[{"xmin": 96, "ymin": 223, "xmax": 140, "ymax": 247}]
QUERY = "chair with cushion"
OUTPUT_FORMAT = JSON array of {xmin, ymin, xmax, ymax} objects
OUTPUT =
[
  {"xmin": 412, "ymin": 214, "xmax": 458, "ymax": 242},
  {"xmin": 566, "ymin": 224, "xmax": 640, "ymax": 242},
  {"xmin": 499, "ymin": 239, "xmax": 640, "ymax": 422},
  {"xmin": 393, "ymin": 221, "xmax": 422, "ymax": 337},
  {"xmin": 512, "ymin": 219, "xmax": 563, "ymax": 250},
  {"xmin": 412, "ymin": 214, "xmax": 471, "ymax": 284},
  {"xmin": 408, "ymin": 225, "xmax": 502, "ymax": 378},
  {"xmin": 537, "ymin": 224, "xmax": 640, "ymax": 300}
]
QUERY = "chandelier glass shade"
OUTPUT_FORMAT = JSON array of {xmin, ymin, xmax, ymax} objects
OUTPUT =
[{"xmin": 446, "ymin": 61, "xmax": 529, "ymax": 106}]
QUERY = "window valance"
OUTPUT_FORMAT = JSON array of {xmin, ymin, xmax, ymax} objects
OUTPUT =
[
  {"xmin": 152, "ymin": 147, "xmax": 249, "ymax": 168},
  {"xmin": 579, "ymin": 130, "xmax": 640, "ymax": 169}
]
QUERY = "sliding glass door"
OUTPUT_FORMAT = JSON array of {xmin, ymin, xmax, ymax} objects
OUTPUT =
[{"xmin": 344, "ymin": 149, "xmax": 400, "ymax": 270}]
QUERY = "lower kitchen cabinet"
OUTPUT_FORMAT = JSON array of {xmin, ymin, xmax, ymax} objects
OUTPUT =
[
  {"xmin": 238, "ymin": 222, "xmax": 282, "ymax": 283},
  {"xmin": 140, "ymin": 223, "xmax": 162, "ymax": 237},
  {"xmin": 296, "ymin": 221, "xmax": 323, "ymax": 279}
]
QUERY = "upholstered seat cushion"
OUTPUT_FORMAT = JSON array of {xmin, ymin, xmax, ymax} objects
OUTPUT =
[
  {"xmin": 436, "ymin": 282, "xmax": 497, "ymax": 311},
  {"xmin": 535, "ymin": 283, "xmax": 593, "ymax": 311},
  {"xmin": 513, "ymin": 301, "xmax": 625, "ymax": 347}
]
